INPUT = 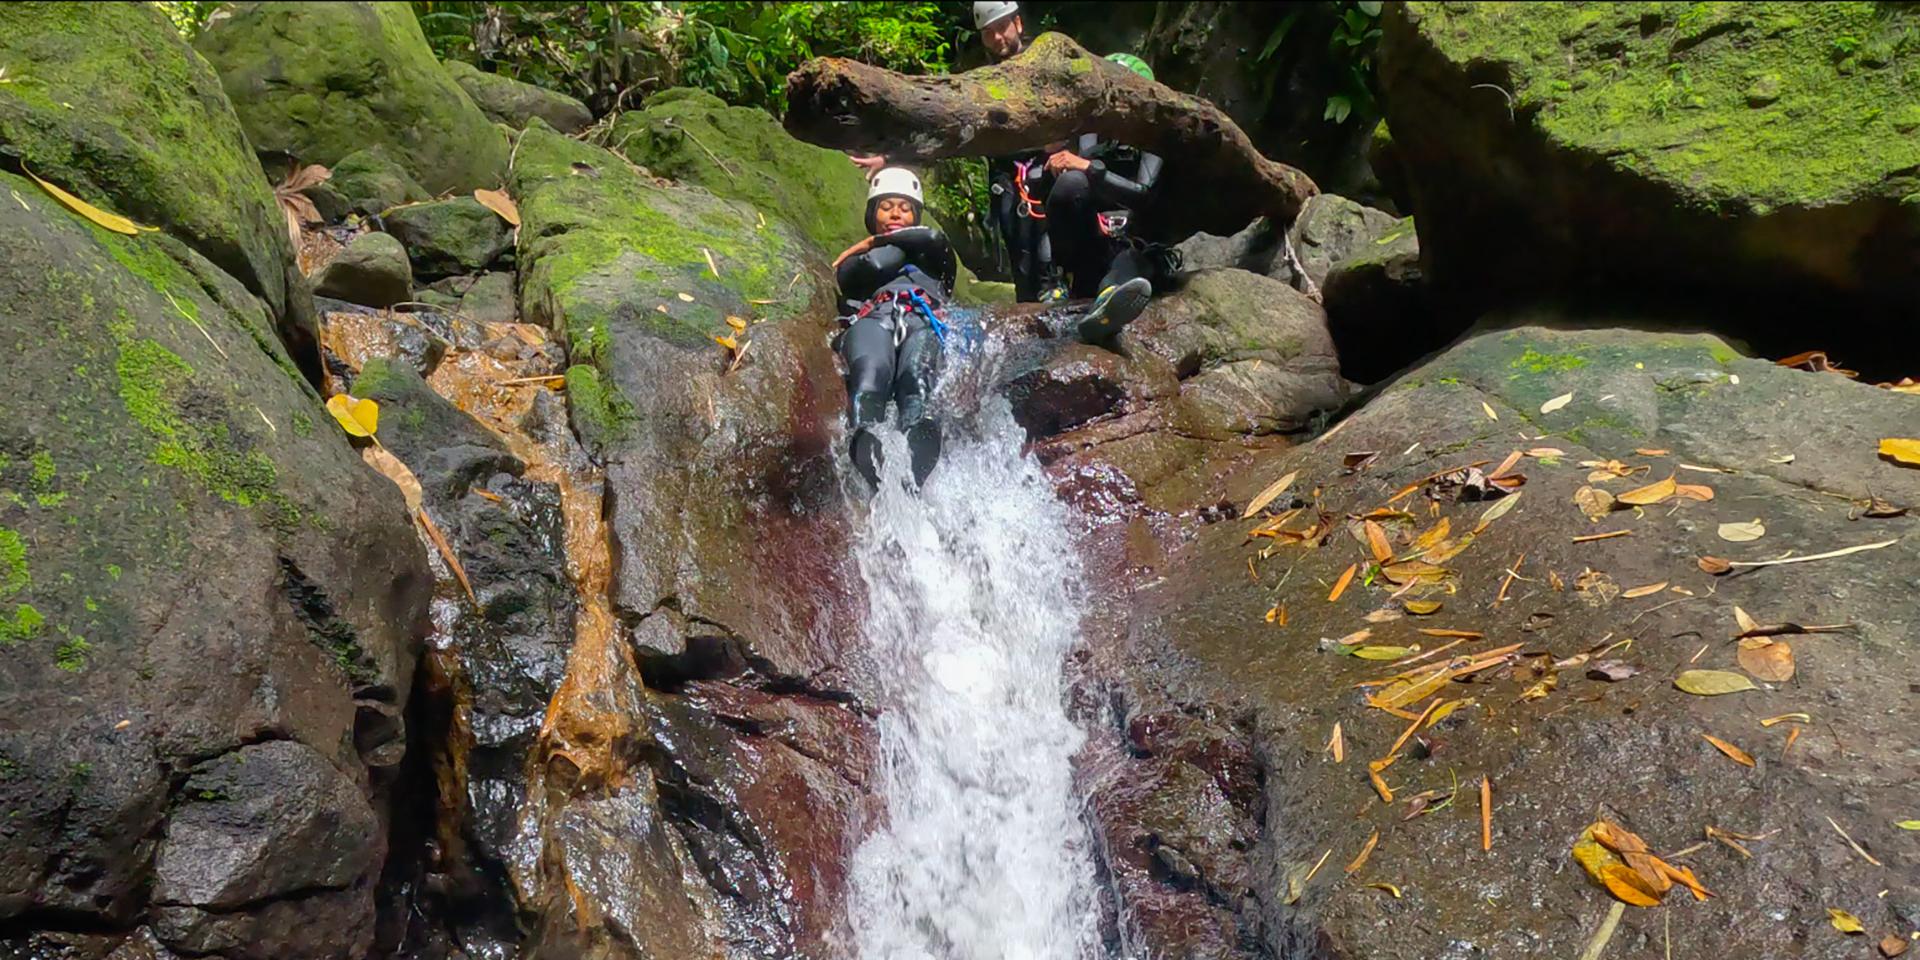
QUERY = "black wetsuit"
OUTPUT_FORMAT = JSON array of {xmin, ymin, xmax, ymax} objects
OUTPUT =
[
  {"xmin": 1044, "ymin": 133, "xmax": 1168, "ymax": 297},
  {"xmin": 833, "ymin": 226, "xmax": 957, "ymax": 488},
  {"xmin": 987, "ymin": 149, "xmax": 1053, "ymax": 302}
]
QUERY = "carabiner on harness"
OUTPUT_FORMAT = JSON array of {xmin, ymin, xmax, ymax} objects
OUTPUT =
[
  {"xmin": 906, "ymin": 288, "xmax": 949, "ymax": 345},
  {"xmin": 1014, "ymin": 160, "xmax": 1048, "ymax": 221}
]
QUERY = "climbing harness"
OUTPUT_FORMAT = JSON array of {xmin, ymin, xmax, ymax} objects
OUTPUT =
[
  {"xmin": 850, "ymin": 283, "xmax": 949, "ymax": 347},
  {"xmin": 1013, "ymin": 159, "xmax": 1048, "ymax": 220}
]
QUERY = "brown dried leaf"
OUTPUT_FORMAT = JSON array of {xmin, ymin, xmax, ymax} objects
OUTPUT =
[
  {"xmin": 1697, "ymin": 555, "xmax": 1732, "ymax": 574},
  {"xmin": 1881, "ymin": 934, "xmax": 1908, "ymax": 957},
  {"xmin": 1417, "ymin": 628, "xmax": 1484, "ymax": 639},
  {"xmin": 1343, "ymin": 450, "xmax": 1381, "ymax": 472},
  {"xmin": 1573, "ymin": 485, "xmax": 1615, "ymax": 521},
  {"xmin": 1702, "ymin": 733, "xmax": 1756, "ymax": 767},
  {"xmin": 1673, "ymin": 482, "xmax": 1716, "ymax": 501},
  {"xmin": 1737, "ymin": 638, "xmax": 1795, "ymax": 682},
  {"xmin": 1526, "ymin": 447, "xmax": 1566, "ymax": 458},
  {"xmin": 1328, "ymin": 722, "xmax": 1344, "ymax": 763},
  {"xmin": 1489, "ymin": 449, "xmax": 1524, "ymax": 479},
  {"xmin": 474, "ymin": 187, "xmax": 521, "ymax": 226},
  {"xmin": 1717, "ymin": 519, "xmax": 1767, "ymax": 542},
  {"xmin": 1364, "ymin": 520, "xmax": 1393, "ymax": 563},
  {"xmin": 1618, "ymin": 474, "xmax": 1678, "ymax": 505},
  {"xmin": 1410, "ymin": 518, "xmax": 1452, "ymax": 553},
  {"xmin": 1328, "ymin": 563, "xmax": 1358, "ymax": 602},
  {"xmin": 1622, "ymin": 581, "xmax": 1668, "ymax": 599},
  {"xmin": 1585, "ymin": 660, "xmax": 1639, "ymax": 682},
  {"xmin": 1635, "ymin": 448, "xmax": 1670, "ymax": 456}
]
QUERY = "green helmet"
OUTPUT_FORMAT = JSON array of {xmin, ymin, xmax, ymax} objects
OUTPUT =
[{"xmin": 1106, "ymin": 52, "xmax": 1154, "ymax": 82}]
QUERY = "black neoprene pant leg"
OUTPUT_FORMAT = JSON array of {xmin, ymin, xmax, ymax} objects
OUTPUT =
[
  {"xmin": 840, "ymin": 313, "xmax": 895, "ymax": 430},
  {"xmin": 1044, "ymin": 170, "xmax": 1108, "ymax": 297},
  {"xmin": 892, "ymin": 323, "xmax": 941, "ymax": 430},
  {"xmin": 994, "ymin": 185, "xmax": 1048, "ymax": 302}
]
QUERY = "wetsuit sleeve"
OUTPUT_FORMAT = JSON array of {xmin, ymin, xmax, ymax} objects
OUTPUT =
[
  {"xmin": 871, "ymin": 227, "xmax": 957, "ymax": 297},
  {"xmin": 836, "ymin": 243, "xmax": 909, "ymax": 305},
  {"xmin": 1091, "ymin": 149, "xmax": 1162, "ymax": 210}
]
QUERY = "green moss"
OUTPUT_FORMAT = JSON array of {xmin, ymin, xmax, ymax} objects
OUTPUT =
[
  {"xmin": 1707, "ymin": 340, "xmax": 1743, "ymax": 364},
  {"xmin": 983, "ymin": 80, "xmax": 1011, "ymax": 99},
  {"xmin": 564, "ymin": 364, "xmax": 636, "ymax": 450},
  {"xmin": 52, "ymin": 633, "xmax": 90, "ymax": 672},
  {"xmin": 1409, "ymin": 1, "xmax": 1920, "ymax": 209},
  {"xmin": 105, "ymin": 564, "xmax": 121, "ymax": 581},
  {"xmin": 1510, "ymin": 347, "xmax": 1590, "ymax": 374},
  {"xmin": 115, "ymin": 338, "xmax": 279, "ymax": 507},
  {"xmin": 0, "ymin": 604, "xmax": 42, "ymax": 647},
  {"xmin": 0, "ymin": 527, "xmax": 27, "ymax": 598},
  {"xmin": 291, "ymin": 410, "xmax": 314, "ymax": 437}
]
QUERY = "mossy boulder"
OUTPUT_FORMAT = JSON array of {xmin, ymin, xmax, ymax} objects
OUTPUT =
[
  {"xmin": 385, "ymin": 198, "xmax": 514, "ymax": 279},
  {"xmin": 1322, "ymin": 216, "xmax": 1431, "ymax": 383},
  {"xmin": 0, "ymin": 2, "xmax": 312, "ymax": 375},
  {"xmin": 330, "ymin": 145, "xmax": 430, "ymax": 218},
  {"xmin": 312, "ymin": 231, "xmax": 412, "ymax": 308},
  {"xmin": 610, "ymin": 87, "xmax": 1003, "ymax": 303},
  {"xmin": 195, "ymin": 1, "xmax": 509, "ymax": 194},
  {"xmin": 0, "ymin": 169, "xmax": 430, "ymax": 949},
  {"xmin": 1378, "ymin": 2, "xmax": 1920, "ymax": 364},
  {"xmin": 443, "ymin": 59, "xmax": 592, "ymax": 135}
]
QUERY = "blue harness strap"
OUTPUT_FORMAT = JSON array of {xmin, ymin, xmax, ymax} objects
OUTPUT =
[{"xmin": 906, "ymin": 288, "xmax": 948, "ymax": 345}]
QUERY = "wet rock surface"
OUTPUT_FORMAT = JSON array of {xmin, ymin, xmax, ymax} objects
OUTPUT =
[
  {"xmin": 384, "ymin": 199, "xmax": 514, "ymax": 280},
  {"xmin": 312, "ymin": 231, "xmax": 413, "ymax": 308},
  {"xmin": 1072, "ymin": 323, "xmax": 1920, "ymax": 959}
]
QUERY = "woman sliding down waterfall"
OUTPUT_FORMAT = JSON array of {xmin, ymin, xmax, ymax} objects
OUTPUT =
[{"xmin": 842, "ymin": 393, "xmax": 1102, "ymax": 960}]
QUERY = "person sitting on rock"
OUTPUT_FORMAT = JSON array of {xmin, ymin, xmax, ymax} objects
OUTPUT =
[
  {"xmin": 831, "ymin": 167, "xmax": 958, "ymax": 490},
  {"xmin": 1035, "ymin": 53, "xmax": 1175, "ymax": 343}
]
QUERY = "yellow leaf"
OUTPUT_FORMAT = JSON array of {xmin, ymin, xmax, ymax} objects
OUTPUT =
[
  {"xmin": 25, "ymin": 163, "xmax": 155, "ymax": 235},
  {"xmin": 701, "ymin": 246, "xmax": 721, "ymax": 277},
  {"xmin": 1617, "ymin": 474, "xmax": 1678, "ymax": 505},
  {"xmin": 1474, "ymin": 492, "xmax": 1521, "ymax": 531},
  {"xmin": 677, "ymin": 292, "xmax": 696, "ymax": 302},
  {"xmin": 1674, "ymin": 669, "xmax": 1757, "ymax": 695},
  {"xmin": 1328, "ymin": 563, "xmax": 1357, "ymax": 602},
  {"xmin": 1759, "ymin": 712, "xmax": 1811, "ymax": 727},
  {"xmin": 1404, "ymin": 600, "xmax": 1443, "ymax": 615},
  {"xmin": 473, "ymin": 187, "xmax": 521, "ymax": 226},
  {"xmin": 325, "ymin": 394, "xmax": 379, "ymax": 438},
  {"xmin": 1242, "ymin": 470, "xmax": 1299, "ymax": 519},
  {"xmin": 1327, "ymin": 722, "xmax": 1344, "ymax": 763},
  {"xmin": 1362, "ymin": 882, "xmax": 1402, "ymax": 898},
  {"xmin": 712, "ymin": 334, "xmax": 739, "ymax": 350},
  {"xmin": 1599, "ymin": 863, "xmax": 1663, "ymax": 907},
  {"xmin": 1344, "ymin": 829, "xmax": 1380, "ymax": 874},
  {"xmin": 1481, "ymin": 401, "xmax": 1498, "ymax": 421},
  {"xmin": 725, "ymin": 315, "xmax": 748, "ymax": 332},
  {"xmin": 1410, "ymin": 517, "xmax": 1452, "ymax": 552},
  {"xmin": 1717, "ymin": 519, "xmax": 1766, "ymax": 542},
  {"xmin": 1702, "ymin": 733, "xmax": 1756, "ymax": 767},
  {"xmin": 1352, "ymin": 645, "xmax": 1415, "ymax": 661},
  {"xmin": 1623, "ymin": 581, "xmax": 1667, "ymax": 599},
  {"xmin": 1829, "ymin": 908, "xmax": 1866, "ymax": 935},
  {"xmin": 1896, "ymin": 820, "xmax": 1920, "ymax": 830},
  {"xmin": 1539, "ymin": 391, "xmax": 1574, "ymax": 414},
  {"xmin": 1879, "ymin": 438, "xmax": 1920, "ymax": 466}
]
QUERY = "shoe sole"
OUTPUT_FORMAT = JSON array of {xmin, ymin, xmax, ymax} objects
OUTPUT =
[{"xmin": 1077, "ymin": 278, "xmax": 1153, "ymax": 342}]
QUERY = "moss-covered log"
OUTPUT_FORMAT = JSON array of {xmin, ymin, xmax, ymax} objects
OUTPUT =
[{"xmin": 783, "ymin": 33, "xmax": 1318, "ymax": 240}]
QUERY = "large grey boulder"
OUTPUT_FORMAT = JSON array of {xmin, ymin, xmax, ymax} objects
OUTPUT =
[{"xmin": 444, "ymin": 59, "xmax": 593, "ymax": 135}]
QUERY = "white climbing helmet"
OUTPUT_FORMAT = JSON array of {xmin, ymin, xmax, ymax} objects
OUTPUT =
[
  {"xmin": 867, "ymin": 167, "xmax": 923, "ymax": 205},
  {"xmin": 974, "ymin": 0, "xmax": 1019, "ymax": 30},
  {"xmin": 865, "ymin": 167, "xmax": 924, "ymax": 233}
]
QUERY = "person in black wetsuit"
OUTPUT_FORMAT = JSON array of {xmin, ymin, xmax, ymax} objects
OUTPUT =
[
  {"xmin": 831, "ymin": 167, "xmax": 958, "ymax": 490},
  {"xmin": 852, "ymin": 2, "xmax": 1056, "ymax": 302},
  {"xmin": 1035, "ymin": 53, "xmax": 1172, "ymax": 343}
]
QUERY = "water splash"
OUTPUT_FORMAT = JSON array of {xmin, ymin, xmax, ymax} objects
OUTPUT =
[{"xmin": 847, "ymin": 319, "xmax": 1100, "ymax": 960}]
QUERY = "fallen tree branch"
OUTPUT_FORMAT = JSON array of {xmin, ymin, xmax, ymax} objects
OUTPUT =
[{"xmin": 783, "ymin": 33, "xmax": 1318, "ymax": 241}]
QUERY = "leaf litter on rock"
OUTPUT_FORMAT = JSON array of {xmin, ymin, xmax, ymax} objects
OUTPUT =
[
  {"xmin": 1717, "ymin": 519, "xmax": 1766, "ymax": 542},
  {"xmin": 1702, "ymin": 733, "xmax": 1756, "ymax": 767},
  {"xmin": 1674, "ymin": 670, "xmax": 1756, "ymax": 695}
]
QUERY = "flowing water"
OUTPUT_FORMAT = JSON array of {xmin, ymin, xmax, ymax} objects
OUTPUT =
[{"xmin": 846, "ymin": 319, "xmax": 1102, "ymax": 960}]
